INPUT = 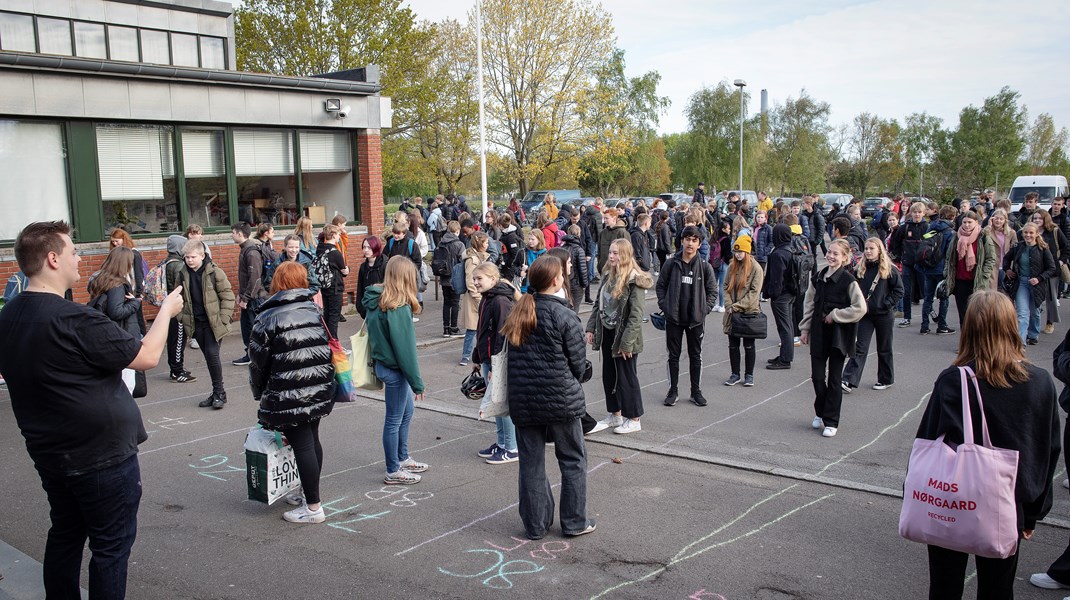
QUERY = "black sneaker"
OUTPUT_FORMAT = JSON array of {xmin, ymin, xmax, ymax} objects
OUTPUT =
[
  {"xmin": 766, "ymin": 360, "xmax": 791, "ymax": 370},
  {"xmin": 211, "ymin": 392, "xmax": 227, "ymax": 409},
  {"xmin": 919, "ymin": 328, "xmax": 930, "ymax": 335},
  {"xmin": 339, "ymin": 314, "xmax": 347, "ymax": 323},
  {"xmin": 232, "ymin": 354, "xmax": 251, "ymax": 366},
  {"xmin": 170, "ymin": 371, "xmax": 196, "ymax": 383},
  {"xmin": 690, "ymin": 391, "xmax": 708, "ymax": 406},
  {"xmin": 663, "ymin": 389, "xmax": 678, "ymax": 406},
  {"xmin": 198, "ymin": 394, "xmax": 216, "ymax": 408},
  {"xmin": 936, "ymin": 326, "xmax": 956, "ymax": 335},
  {"xmin": 442, "ymin": 328, "xmax": 452, "ymax": 338},
  {"xmin": 1027, "ymin": 338, "xmax": 1039, "ymax": 345},
  {"xmin": 766, "ymin": 357, "xmax": 781, "ymax": 364}
]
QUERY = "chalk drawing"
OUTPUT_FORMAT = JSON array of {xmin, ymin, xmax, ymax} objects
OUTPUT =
[
  {"xmin": 689, "ymin": 591, "xmax": 728, "ymax": 600},
  {"xmin": 438, "ymin": 549, "xmax": 545, "ymax": 590},
  {"xmin": 188, "ymin": 454, "xmax": 243, "ymax": 481}
]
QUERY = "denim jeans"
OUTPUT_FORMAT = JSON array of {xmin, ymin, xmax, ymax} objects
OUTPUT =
[
  {"xmin": 587, "ymin": 240, "xmax": 598, "ymax": 281},
  {"xmin": 1016, "ymin": 282, "xmax": 1041, "ymax": 342},
  {"xmin": 714, "ymin": 263, "xmax": 727, "ymax": 307},
  {"xmin": 462, "ymin": 329, "xmax": 477, "ymax": 361},
  {"xmin": 483, "ymin": 362, "xmax": 516, "ymax": 451},
  {"xmin": 516, "ymin": 419, "xmax": 588, "ymax": 539},
  {"xmin": 37, "ymin": 454, "xmax": 142, "ymax": 600},
  {"xmin": 922, "ymin": 273, "xmax": 949, "ymax": 330},
  {"xmin": 375, "ymin": 362, "xmax": 414, "ymax": 474}
]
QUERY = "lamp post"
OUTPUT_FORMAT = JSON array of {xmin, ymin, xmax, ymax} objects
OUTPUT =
[
  {"xmin": 476, "ymin": 0, "xmax": 488, "ymax": 217},
  {"xmin": 733, "ymin": 79, "xmax": 746, "ymax": 195}
]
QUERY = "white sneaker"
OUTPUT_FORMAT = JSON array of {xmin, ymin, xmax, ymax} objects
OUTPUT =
[
  {"xmin": 190, "ymin": 338, "xmax": 200, "ymax": 349},
  {"xmin": 283, "ymin": 504, "xmax": 325, "ymax": 524},
  {"xmin": 841, "ymin": 382, "xmax": 852, "ymax": 394},
  {"xmin": 613, "ymin": 419, "xmax": 641, "ymax": 434},
  {"xmin": 598, "ymin": 414, "xmax": 624, "ymax": 429},
  {"xmin": 715, "ymin": 305, "xmax": 725, "ymax": 313},
  {"xmin": 811, "ymin": 416, "xmax": 824, "ymax": 429},
  {"xmin": 822, "ymin": 427, "xmax": 838, "ymax": 437},
  {"xmin": 399, "ymin": 457, "xmax": 429, "ymax": 473},
  {"xmin": 284, "ymin": 490, "xmax": 304, "ymax": 506},
  {"xmin": 412, "ymin": 316, "xmax": 420, "ymax": 323},
  {"xmin": 1029, "ymin": 572, "xmax": 1070, "ymax": 589},
  {"xmin": 586, "ymin": 421, "xmax": 609, "ymax": 434}
]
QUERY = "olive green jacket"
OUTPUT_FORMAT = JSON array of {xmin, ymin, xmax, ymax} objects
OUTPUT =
[
  {"xmin": 943, "ymin": 230, "xmax": 997, "ymax": 294},
  {"xmin": 178, "ymin": 262, "xmax": 235, "ymax": 341}
]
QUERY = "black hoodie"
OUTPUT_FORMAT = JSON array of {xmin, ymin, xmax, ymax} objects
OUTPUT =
[
  {"xmin": 764, "ymin": 224, "xmax": 794, "ymax": 299},
  {"xmin": 471, "ymin": 281, "xmax": 517, "ymax": 366}
]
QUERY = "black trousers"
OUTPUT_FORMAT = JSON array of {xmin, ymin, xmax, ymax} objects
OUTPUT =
[
  {"xmin": 771, "ymin": 294, "xmax": 794, "ymax": 364},
  {"xmin": 166, "ymin": 318, "xmax": 186, "ymax": 376},
  {"xmin": 516, "ymin": 420, "xmax": 588, "ymax": 539},
  {"xmin": 600, "ymin": 329, "xmax": 644, "ymax": 419},
  {"xmin": 793, "ymin": 291, "xmax": 805, "ymax": 337},
  {"xmin": 282, "ymin": 419, "xmax": 323, "ymax": 505},
  {"xmin": 728, "ymin": 335, "xmax": 755, "ymax": 376},
  {"xmin": 841, "ymin": 313, "xmax": 894, "ymax": 388},
  {"xmin": 192, "ymin": 319, "xmax": 224, "ymax": 393},
  {"xmin": 927, "ymin": 543, "xmax": 1020, "ymax": 600},
  {"xmin": 321, "ymin": 285, "xmax": 343, "ymax": 339},
  {"xmin": 442, "ymin": 285, "xmax": 460, "ymax": 328},
  {"xmin": 665, "ymin": 320, "xmax": 704, "ymax": 394},
  {"xmin": 953, "ymin": 278, "xmax": 975, "ymax": 328},
  {"xmin": 1044, "ymin": 415, "xmax": 1070, "ymax": 584},
  {"xmin": 569, "ymin": 283, "xmax": 583, "ymax": 313},
  {"xmin": 811, "ymin": 343, "xmax": 846, "ymax": 428}
]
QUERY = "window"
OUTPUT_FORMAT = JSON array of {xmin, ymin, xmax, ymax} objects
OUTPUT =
[
  {"xmin": 73, "ymin": 21, "xmax": 106, "ymax": 59},
  {"xmin": 233, "ymin": 130, "xmax": 297, "ymax": 226},
  {"xmin": 36, "ymin": 17, "xmax": 72, "ymax": 56},
  {"xmin": 300, "ymin": 131, "xmax": 354, "ymax": 222},
  {"xmin": 200, "ymin": 36, "xmax": 225, "ymax": 69},
  {"xmin": 96, "ymin": 125, "xmax": 179, "ymax": 234},
  {"xmin": 140, "ymin": 29, "xmax": 169, "ymax": 65},
  {"xmin": 182, "ymin": 129, "xmax": 229, "ymax": 228},
  {"xmin": 170, "ymin": 32, "xmax": 198, "ymax": 67},
  {"xmin": 108, "ymin": 25, "xmax": 139, "ymax": 61},
  {"xmin": 0, "ymin": 120, "xmax": 71, "ymax": 240},
  {"xmin": 0, "ymin": 12, "xmax": 35, "ymax": 52}
]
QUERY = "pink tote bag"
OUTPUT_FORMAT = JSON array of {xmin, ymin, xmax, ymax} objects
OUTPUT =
[{"xmin": 899, "ymin": 366, "xmax": 1020, "ymax": 559}]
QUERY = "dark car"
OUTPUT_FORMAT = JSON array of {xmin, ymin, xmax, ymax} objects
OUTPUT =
[{"xmin": 861, "ymin": 197, "xmax": 887, "ymax": 219}]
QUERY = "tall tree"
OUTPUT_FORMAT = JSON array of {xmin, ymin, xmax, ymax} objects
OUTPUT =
[
  {"xmin": 766, "ymin": 90, "xmax": 831, "ymax": 196},
  {"xmin": 936, "ymin": 87, "xmax": 1027, "ymax": 195},
  {"xmin": 845, "ymin": 113, "xmax": 901, "ymax": 198},
  {"xmin": 1024, "ymin": 112, "xmax": 1070, "ymax": 175},
  {"xmin": 478, "ymin": 0, "xmax": 615, "ymax": 196},
  {"xmin": 897, "ymin": 112, "xmax": 943, "ymax": 195},
  {"xmin": 667, "ymin": 82, "xmax": 761, "ymax": 194}
]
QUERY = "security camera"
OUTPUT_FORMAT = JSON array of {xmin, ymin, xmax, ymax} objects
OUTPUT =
[{"xmin": 337, "ymin": 105, "xmax": 351, "ymax": 119}]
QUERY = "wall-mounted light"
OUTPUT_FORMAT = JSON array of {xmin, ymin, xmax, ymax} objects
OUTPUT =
[{"xmin": 324, "ymin": 98, "xmax": 341, "ymax": 112}]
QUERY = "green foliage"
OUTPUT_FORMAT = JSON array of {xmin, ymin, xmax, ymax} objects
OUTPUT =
[
  {"xmin": 765, "ymin": 90, "xmax": 831, "ymax": 196},
  {"xmin": 935, "ymin": 87, "xmax": 1027, "ymax": 195}
]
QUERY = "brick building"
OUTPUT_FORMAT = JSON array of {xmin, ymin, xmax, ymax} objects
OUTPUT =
[{"xmin": 0, "ymin": 0, "xmax": 388, "ymax": 314}]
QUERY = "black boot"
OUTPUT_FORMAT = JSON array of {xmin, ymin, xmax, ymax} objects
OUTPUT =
[
  {"xmin": 211, "ymin": 390, "xmax": 227, "ymax": 409},
  {"xmin": 198, "ymin": 393, "xmax": 215, "ymax": 408}
]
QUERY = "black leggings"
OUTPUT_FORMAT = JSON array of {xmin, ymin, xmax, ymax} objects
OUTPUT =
[
  {"xmin": 283, "ymin": 420, "xmax": 323, "ymax": 505},
  {"xmin": 728, "ymin": 335, "xmax": 755, "ymax": 376},
  {"xmin": 322, "ymin": 286, "xmax": 344, "ymax": 339},
  {"xmin": 192, "ymin": 319, "xmax": 224, "ymax": 393}
]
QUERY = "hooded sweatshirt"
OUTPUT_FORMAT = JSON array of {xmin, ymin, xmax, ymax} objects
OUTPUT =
[
  {"xmin": 165, "ymin": 234, "xmax": 188, "ymax": 292},
  {"xmin": 361, "ymin": 285, "xmax": 424, "ymax": 394},
  {"xmin": 764, "ymin": 224, "xmax": 795, "ymax": 299}
]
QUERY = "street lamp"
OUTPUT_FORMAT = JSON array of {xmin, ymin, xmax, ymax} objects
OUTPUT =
[{"xmin": 733, "ymin": 79, "xmax": 746, "ymax": 195}]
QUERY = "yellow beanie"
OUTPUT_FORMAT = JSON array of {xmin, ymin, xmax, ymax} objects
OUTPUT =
[{"xmin": 733, "ymin": 234, "xmax": 753, "ymax": 254}]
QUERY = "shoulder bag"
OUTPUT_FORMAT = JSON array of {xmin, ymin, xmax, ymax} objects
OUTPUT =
[
  {"xmin": 350, "ymin": 319, "xmax": 382, "ymax": 391},
  {"xmin": 898, "ymin": 365, "xmax": 1020, "ymax": 558}
]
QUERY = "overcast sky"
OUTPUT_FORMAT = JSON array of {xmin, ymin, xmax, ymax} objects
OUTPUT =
[{"xmin": 402, "ymin": 0, "xmax": 1069, "ymax": 136}]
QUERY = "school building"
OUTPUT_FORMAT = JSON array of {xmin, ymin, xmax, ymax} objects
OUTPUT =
[{"xmin": 0, "ymin": 0, "xmax": 389, "ymax": 310}]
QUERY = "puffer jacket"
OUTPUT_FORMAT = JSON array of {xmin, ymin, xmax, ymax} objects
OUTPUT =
[
  {"xmin": 722, "ymin": 255, "xmax": 764, "ymax": 334},
  {"xmin": 90, "ymin": 282, "xmax": 142, "ymax": 338},
  {"xmin": 586, "ymin": 269, "xmax": 654, "ymax": 356},
  {"xmin": 507, "ymin": 294, "xmax": 587, "ymax": 427},
  {"xmin": 178, "ymin": 261, "xmax": 235, "ymax": 341},
  {"xmin": 249, "ymin": 289, "xmax": 335, "ymax": 430},
  {"xmin": 562, "ymin": 235, "xmax": 589, "ymax": 289},
  {"xmin": 471, "ymin": 281, "xmax": 517, "ymax": 366},
  {"xmin": 752, "ymin": 224, "xmax": 773, "ymax": 264}
]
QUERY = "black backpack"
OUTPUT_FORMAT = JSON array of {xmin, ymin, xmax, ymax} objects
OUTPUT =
[
  {"xmin": 786, "ymin": 235, "xmax": 816, "ymax": 296},
  {"xmin": 917, "ymin": 229, "xmax": 947, "ymax": 269},
  {"xmin": 258, "ymin": 242, "xmax": 278, "ymax": 289},
  {"xmin": 431, "ymin": 242, "xmax": 457, "ymax": 277},
  {"xmin": 314, "ymin": 247, "xmax": 337, "ymax": 289}
]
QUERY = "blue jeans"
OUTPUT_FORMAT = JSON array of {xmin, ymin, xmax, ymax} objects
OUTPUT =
[
  {"xmin": 1016, "ymin": 282, "xmax": 1041, "ymax": 342},
  {"xmin": 37, "ymin": 454, "xmax": 142, "ymax": 600},
  {"xmin": 587, "ymin": 241, "xmax": 598, "ymax": 281},
  {"xmin": 483, "ymin": 362, "xmax": 516, "ymax": 451},
  {"xmin": 714, "ymin": 263, "xmax": 727, "ymax": 307},
  {"xmin": 462, "ymin": 329, "xmax": 476, "ymax": 361},
  {"xmin": 376, "ymin": 362, "xmax": 414, "ymax": 474},
  {"xmin": 922, "ymin": 273, "xmax": 949, "ymax": 330}
]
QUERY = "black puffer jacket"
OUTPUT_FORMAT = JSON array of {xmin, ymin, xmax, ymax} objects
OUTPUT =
[
  {"xmin": 90, "ymin": 282, "xmax": 142, "ymax": 338},
  {"xmin": 249, "ymin": 289, "xmax": 336, "ymax": 430},
  {"xmin": 562, "ymin": 235, "xmax": 589, "ymax": 288},
  {"xmin": 471, "ymin": 281, "xmax": 517, "ymax": 366},
  {"xmin": 1003, "ymin": 243, "xmax": 1057, "ymax": 309},
  {"xmin": 507, "ymin": 294, "xmax": 587, "ymax": 427}
]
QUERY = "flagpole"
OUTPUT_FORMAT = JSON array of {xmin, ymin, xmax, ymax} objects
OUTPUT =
[{"xmin": 476, "ymin": 0, "xmax": 488, "ymax": 217}]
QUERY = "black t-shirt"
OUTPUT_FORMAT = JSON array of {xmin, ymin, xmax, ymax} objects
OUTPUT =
[
  {"xmin": 678, "ymin": 256, "xmax": 697, "ymax": 319},
  {"xmin": 0, "ymin": 291, "xmax": 143, "ymax": 476}
]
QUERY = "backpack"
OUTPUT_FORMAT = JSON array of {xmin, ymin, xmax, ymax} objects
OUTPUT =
[
  {"xmin": 258, "ymin": 243, "xmax": 277, "ymax": 289},
  {"xmin": 450, "ymin": 256, "xmax": 468, "ymax": 291},
  {"xmin": 709, "ymin": 236, "xmax": 724, "ymax": 270},
  {"xmin": 785, "ymin": 236, "xmax": 816, "ymax": 296},
  {"xmin": 917, "ymin": 229, "xmax": 947, "ymax": 269},
  {"xmin": 388, "ymin": 237, "xmax": 415, "ymax": 260},
  {"xmin": 143, "ymin": 259, "xmax": 177, "ymax": 306},
  {"xmin": 431, "ymin": 242, "xmax": 457, "ymax": 277},
  {"xmin": 430, "ymin": 211, "xmax": 446, "ymax": 233},
  {"xmin": 314, "ymin": 247, "xmax": 337, "ymax": 290}
]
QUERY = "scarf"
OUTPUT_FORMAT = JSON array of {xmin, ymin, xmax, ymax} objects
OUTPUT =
[{"xmin": 956, "ymin": 223, "xmax": 981, "ymax": 271}]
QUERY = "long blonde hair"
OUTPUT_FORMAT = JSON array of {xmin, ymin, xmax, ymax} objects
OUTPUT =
[
  {"xmin": 856, "ymin": 237, "xmax": 892, "ymax": 280},
  {"xmin": 984, "ymin": 208, "xmax": 1017, "ymax": 253},
  {"xmin": 295, "ymin": 217, "xmax": 315, "ymax": 249},
  {"xmin": 473, "ymin": 262, "xmax": 521, "ymax": 302},
  {"xmin": 954, "ymin": 289, "xmax": 1029, "ymax": 387},
  {"xmin": 604, "ymin": 238, "xmax": 639, "ymax": 299},
  {"xmin": 378, "ymin": 255, "xmax": 421, "ymax": 313}
]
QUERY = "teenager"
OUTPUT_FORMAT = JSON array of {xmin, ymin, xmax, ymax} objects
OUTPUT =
[
  {"xmin": 178, "ymin": 239, "xmax": 235, "ymax": 409},
  {"xmin": 943, "ymin": 210, "xmax": 996, "ymax": 328},
  {"xmin": 1003, "ymin": 223, "xmax": 1056, "ymax": 345},
  {"xmin": 722, "ymin": 235, "xmax": 764, "ymax": 387},
  {"xmin": 842, "ymin": 238, "xmax": 903, "ymax": 393}
]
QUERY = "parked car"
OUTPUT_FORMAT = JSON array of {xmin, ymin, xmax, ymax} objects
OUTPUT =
[
  {"xmin": 818, "ymin": 193, "xmax": 855, "ymax": 216},
  {"xmin": 520, "ymin": 189, "xmax": 582, "ymax": 222},
  {"xmin": 861, "ymin": 197, "xmax": 887, "ymax": 219},
  {"xmin": 1009, "ymin": 175, "xmax": 1066, "ymax": 215}
]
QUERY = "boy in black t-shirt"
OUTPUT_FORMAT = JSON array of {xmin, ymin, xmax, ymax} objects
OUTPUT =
[{"xmin": 0, "ymin": 221, "xmax": 183, "ymax": 599}]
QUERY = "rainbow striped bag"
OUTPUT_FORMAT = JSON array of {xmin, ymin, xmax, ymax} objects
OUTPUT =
[{"xmin": 322, "ymin": 319, "xmax": 357, "ymax": 403}]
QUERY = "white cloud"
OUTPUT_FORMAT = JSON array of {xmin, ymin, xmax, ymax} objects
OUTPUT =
[{"xmin": 403, "ymin": 0, "xmax": 1070, "ymax": 136}]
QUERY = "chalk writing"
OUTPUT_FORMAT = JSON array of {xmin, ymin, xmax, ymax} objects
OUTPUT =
[
  {"xmin": 188, "ymin": 454, "xmax": 244, "ymax": 481},
  {"xmin": 147, "ymin": 416, "xmax": 203, "ymax": 434},
  {"xmin": 438, "ymin": 549, "xmax": 545, "ymax": 590},
  {"xmin": 690, "ymin": 591, "xmax": 728, "ymax": 600}
]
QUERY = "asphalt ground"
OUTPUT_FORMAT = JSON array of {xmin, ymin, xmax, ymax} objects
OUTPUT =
[{"xmin": 3, "ymin": 287, "xmax": 1070, "ymax": 599}]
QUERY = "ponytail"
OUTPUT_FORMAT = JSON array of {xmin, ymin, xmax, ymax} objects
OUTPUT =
[{"xmin": 501, "ymin": 294, "xmax": 537, "ymax": 347}]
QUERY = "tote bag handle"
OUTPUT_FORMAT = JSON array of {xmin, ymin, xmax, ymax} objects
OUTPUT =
[{"xmin": 959, "ymin": 365, "xmax": 993, "ymax": 448}]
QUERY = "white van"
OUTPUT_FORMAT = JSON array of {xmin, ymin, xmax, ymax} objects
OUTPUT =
[{"xmin": 1009, "ymin": 175, "xmax": 1069, "ymax": 214}]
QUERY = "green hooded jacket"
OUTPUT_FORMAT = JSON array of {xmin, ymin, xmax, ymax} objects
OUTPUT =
[{"xmin": 362, "ymin": 285, "xmax": 424, "ymax": 394}]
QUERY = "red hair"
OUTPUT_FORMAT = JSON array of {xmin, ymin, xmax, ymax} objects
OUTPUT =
[
  {"xmin": 109, "ymin": 228, "xmax": 135, "ymax": 248},
  {"xmin": 269, "ymin": 261, "xmax": 310, "ymax": 293}
]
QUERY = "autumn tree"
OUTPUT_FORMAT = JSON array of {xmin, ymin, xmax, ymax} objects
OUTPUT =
[
  {"xmin": 897, "ymin": 112, "xmax": 943, "ymax": 195},
  {"xmin": 478, "ymin": 0, "xmax": 615, "ymax": 196},
  {"xmin": 1024, "ymin": 113, "xmax": 1070, "ymax": 175},
  {"xmin": 765, "ymin": 90, "xmax": 831, "ymax": 196}
]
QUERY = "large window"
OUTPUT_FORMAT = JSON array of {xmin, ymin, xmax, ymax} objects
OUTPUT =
[
  {"xmin": 0, "ymin": 12, "xmax": 35, "ymax": 52},
  {"xmin": 107, "ymin": 25, "xmax": 139, "ymax": 61},
  {"xmin": 200, "ymin": 36, "xmax": 225, "ymax": 69},
  {"xmin": 36, "ymin": 17, "xmax": 72, "ymax": 56},
  {"xmin": 96, "ymin": 125, "xmax": 178, "ymax": 234},
  {"xmin": 182, "ymin": 129, "xmax": 229, "ymax": 228},
  {"xmin": 73, "ymin": 22, "xmax": 106, "ymax": 59},
  {"xmin": 300, "ymin": 131, "xmax": 354, "ymax": 223},
  {"xmin": 0, "ymin": 121, "xmax": 71, "ymax": 240},
  {"xmin": 233, "ymin": 130, "xmax": 297, "ymax": 226},
  {"xmin": 140, "ymin": 29, "xmax": 169, "ymax": 65},
  {"xmin": 170, "ymin": 33, "xmax": 198, "ymax": 67}
]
